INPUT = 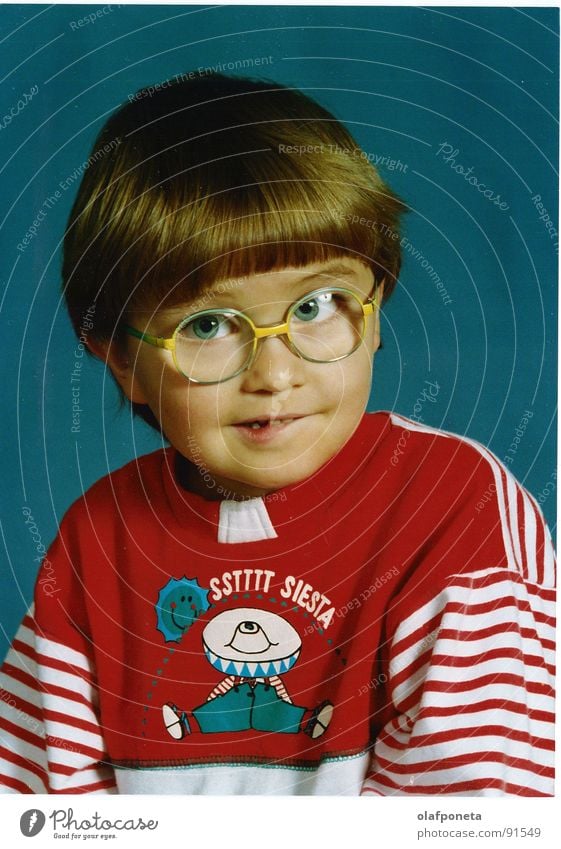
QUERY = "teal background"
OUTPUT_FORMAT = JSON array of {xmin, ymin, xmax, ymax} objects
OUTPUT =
[{"xmin": 0, "ymin": 4, "xmax": 558, "ymax": 649}]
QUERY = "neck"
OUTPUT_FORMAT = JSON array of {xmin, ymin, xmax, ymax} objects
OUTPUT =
[{"xmin": 174, "ymin": 454, "xmax": 274, "ymax": 501}]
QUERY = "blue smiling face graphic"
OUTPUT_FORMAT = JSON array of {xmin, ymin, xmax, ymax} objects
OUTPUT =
[{"xmin": 156, "ymin": 577, "xmax": 210, "ymax": 643}]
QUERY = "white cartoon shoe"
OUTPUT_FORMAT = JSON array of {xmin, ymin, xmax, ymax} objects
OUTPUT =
[
  {"xmin": 163, "ymin": 702, "xmax": 191, "ymax": 739},
  {"xmin": 303, "ymin": 700, "xmax": 334, "ymax": 739}
]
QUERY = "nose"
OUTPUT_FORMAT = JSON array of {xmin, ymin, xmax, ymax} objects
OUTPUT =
[{"xmin": 240, "ymin": 335, "xmax": 304, "ymax": 394}]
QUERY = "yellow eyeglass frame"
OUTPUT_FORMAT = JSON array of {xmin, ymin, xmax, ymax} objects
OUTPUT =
[{"xmin": 124, "ymin": 284, "xmax": 380, "ymax": 385}]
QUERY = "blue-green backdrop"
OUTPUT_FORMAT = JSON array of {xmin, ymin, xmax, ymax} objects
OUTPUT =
[{"xmin": 0, "ymin": 4, "xmax": 558, "ymax": 650}]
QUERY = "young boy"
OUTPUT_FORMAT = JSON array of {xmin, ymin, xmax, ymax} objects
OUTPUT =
[{"xmin": 0, "ymin": 73, "xmax": 555, "ymax": 796}]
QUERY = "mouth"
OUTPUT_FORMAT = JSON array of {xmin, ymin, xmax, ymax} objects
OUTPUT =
[
  {"xmin": 170, "ymin": 610, "xmax": 188, "ymax": 631},
  {"xmin": 234, "ymin": 416, "xmax": 303, "ymax": 430},
  {"xmin": 232, "ymin": 415, "xmax": 307, "ymax": 443}
]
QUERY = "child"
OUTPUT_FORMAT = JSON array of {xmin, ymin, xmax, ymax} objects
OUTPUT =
[{"xmin": 0, "ymin": 73, "xmax": 555, "ymax": 796}]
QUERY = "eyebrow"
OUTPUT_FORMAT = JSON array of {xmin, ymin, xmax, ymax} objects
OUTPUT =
[
  {"xmin": 293, "ymin": 262, "xmax": 363, "ymax": 284},
  {"xmin": 152, "ymin": 261, "xmax": 366, "ymax": 323}
]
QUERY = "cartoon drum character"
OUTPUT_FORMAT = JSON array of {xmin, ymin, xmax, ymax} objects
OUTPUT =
[{"xmin": 163, "ymin": 608, "xmax": 333, "ymax": 739}]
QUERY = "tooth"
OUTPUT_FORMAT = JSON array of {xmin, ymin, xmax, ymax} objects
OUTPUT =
[{"xmin": 246, "ymin": 419, "xmax": 297, "ymax": 429}]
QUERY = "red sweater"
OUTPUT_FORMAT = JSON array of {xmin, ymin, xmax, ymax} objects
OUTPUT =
[{"xmin": 0, "ymin": 413, "xmax": 555, "ymax": 795}]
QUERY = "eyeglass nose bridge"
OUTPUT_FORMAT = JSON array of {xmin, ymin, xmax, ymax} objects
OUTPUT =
[
  {"xmin": 238, "ymin": 318, "xmax": 301, "ymax": 384},
  {"xmin": 252, "ymin": 320, "xmax": 291, "ymax": 341}
]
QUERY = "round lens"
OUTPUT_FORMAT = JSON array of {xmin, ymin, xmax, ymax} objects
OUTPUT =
[
  {"xmin": 288, "ymin": 288, "xmax": 365, "ymax": 362},
  {"xmin": 173, "ymin": 310, "xmax": 255, "ymax": 383}
]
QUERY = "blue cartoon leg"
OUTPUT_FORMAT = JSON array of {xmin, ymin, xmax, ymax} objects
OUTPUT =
[
  {"xmin": 251, "ymin": 684, "xmax": 334, "ymax": 737},
  {"xmin": 193, "ymin": 683, "xmax": 253, "ymax": 733},
  {"xmin": 250, "ymin": 682, "xmax": 306, "ymax": 733}
]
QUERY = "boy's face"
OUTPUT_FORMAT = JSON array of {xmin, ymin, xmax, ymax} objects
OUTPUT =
[{"xmin": 109, "ymin": 258, "xmax": 382, "ymax": 499}]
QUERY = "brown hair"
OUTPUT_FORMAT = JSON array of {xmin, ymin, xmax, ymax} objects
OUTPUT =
[{"xmin": 62, "ymin": 71, "xmax": 407, "ymax": 429}]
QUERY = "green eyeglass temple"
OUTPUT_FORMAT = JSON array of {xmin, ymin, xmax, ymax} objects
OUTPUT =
[
  {"xmin": 125, "ymin": 325, "xmax": 175, "ymax": 351},
  {"xmin": 123, "ymin": 285, "xmax": 380, "ymax": 383}
]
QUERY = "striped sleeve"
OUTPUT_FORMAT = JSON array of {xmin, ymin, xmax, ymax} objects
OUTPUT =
[
  {"xmin": 361, "ymin": 566, "xmax": 555, "ymax": 796},
  {"xmin": 0, "ymin": 608, "xmax": 117, "ymax": 794},
  {"xmin": 362, "ymin": 423, "xmax": 556, "ymax": 797}
]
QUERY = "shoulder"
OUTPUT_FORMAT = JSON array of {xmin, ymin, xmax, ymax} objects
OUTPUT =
[
  {"xmin": 370, "ymin": 411, "xmax": 555, "ymax": 591},
  {"xmin": 60, "ymin": 447, "xmax": 172, "ymax": 530},
  {"xmin": 362, "ymin": 409, "xmax": 520, "ymax": 496},
  {"xmin": 35, "ymin": 448, "xmax": 172, "ymax": 623},
  {"xmin": 385, "ymin": 411, "xmax": 498, "ymax": 470},
  {"xmin": 381, "ymin": 411, "xmax": 528, "ymax": 500}
]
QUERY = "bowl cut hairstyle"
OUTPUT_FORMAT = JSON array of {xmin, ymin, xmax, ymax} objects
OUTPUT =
[{"xmin": 62, "ymin": 71, "xmax": 407, "ymax": 430}]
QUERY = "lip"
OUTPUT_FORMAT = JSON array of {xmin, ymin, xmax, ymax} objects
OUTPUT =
[
  {"xmin": 232, "ymin": 415, "xmax": 308, "ymax": 444},
  {"xmin": 234, "ymin": 414, "xmax": 305, "ymax": 425}
]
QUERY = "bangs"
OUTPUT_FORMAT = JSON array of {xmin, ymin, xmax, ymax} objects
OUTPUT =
[
  {"xmin": 124, "ymin": 154, "xmax": 401, "ymax": 314},
  {"xmin": 63, "ymin": 73, "xmax": 406, "ymax": 340},
  {"xmin": 130, "ymin": 181, "xmax": 391, "ymax": 309}
]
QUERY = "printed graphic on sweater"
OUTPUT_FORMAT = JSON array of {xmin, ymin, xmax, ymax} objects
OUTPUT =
[
  {"xmin": 155, "ymin": 576, "xmax": 211, "ymax": 642},
  {"xmin": 162, "ymin": 608, "xmax": 334, "ymax": 739}
]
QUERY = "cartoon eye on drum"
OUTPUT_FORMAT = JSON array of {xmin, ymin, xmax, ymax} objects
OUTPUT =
[{"xmin": 162, "ymin": 608, "xmax": 333, "ymax": 739}]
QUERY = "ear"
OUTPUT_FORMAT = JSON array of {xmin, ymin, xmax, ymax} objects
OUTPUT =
[
  {"xmin": 87, "ymin": 337, "xmax": 149, "ymax": 405},
  {"xmin": 373, "ymin": 279, "xmax": 384, "ymax": 346},
  {"xmin": 374, "ymin": 279, "xmax": 384, "ymax": 305}
]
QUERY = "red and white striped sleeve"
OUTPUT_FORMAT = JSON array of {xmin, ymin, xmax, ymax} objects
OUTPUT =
[
  {"xmin": 362, "ymin": 433, "xmax": 556, "ymax": 797},
  {"xmin": 0, "ymin": 608, "xmax": 116, "ymax": 793},
  {"xmin": 0, "ymin": 495, "xmax": 118, "ymax": 795},
  {"xmin": 362, "ymin": 565, "xmax": 555, "ymax": 796},
  {"xmin": 0, "ymin": 607, "xmax": 117, "ymax": 794}
]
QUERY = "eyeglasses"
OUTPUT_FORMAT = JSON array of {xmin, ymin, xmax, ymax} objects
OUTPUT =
[{"xmin": 124, "ymin": 285, "xmax": 380, "ymax": 385}]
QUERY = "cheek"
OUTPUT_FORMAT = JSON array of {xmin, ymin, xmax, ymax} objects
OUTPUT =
[
  {"xmin": 135, "ymin": 362, "xmax": 201, "ymax": 435},
  {"xmin": 171, "ymin": 385, "xmax": 234, "ymax": 441},
  {"xmin": 336, "ymin": 352, "xmax": 373, "ymax": 400},
  {"xmin": 150, "ymin": 376, "xmax": 190, "ymax": 425}
]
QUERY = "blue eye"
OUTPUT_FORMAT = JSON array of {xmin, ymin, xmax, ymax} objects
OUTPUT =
[
  {"xmin": 293, "ymin": 292, "xmax": 338, "ymax": 323},
  {"xmin": 181, "ymin": 313, "xmax": 236, "ymax": 341}
]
